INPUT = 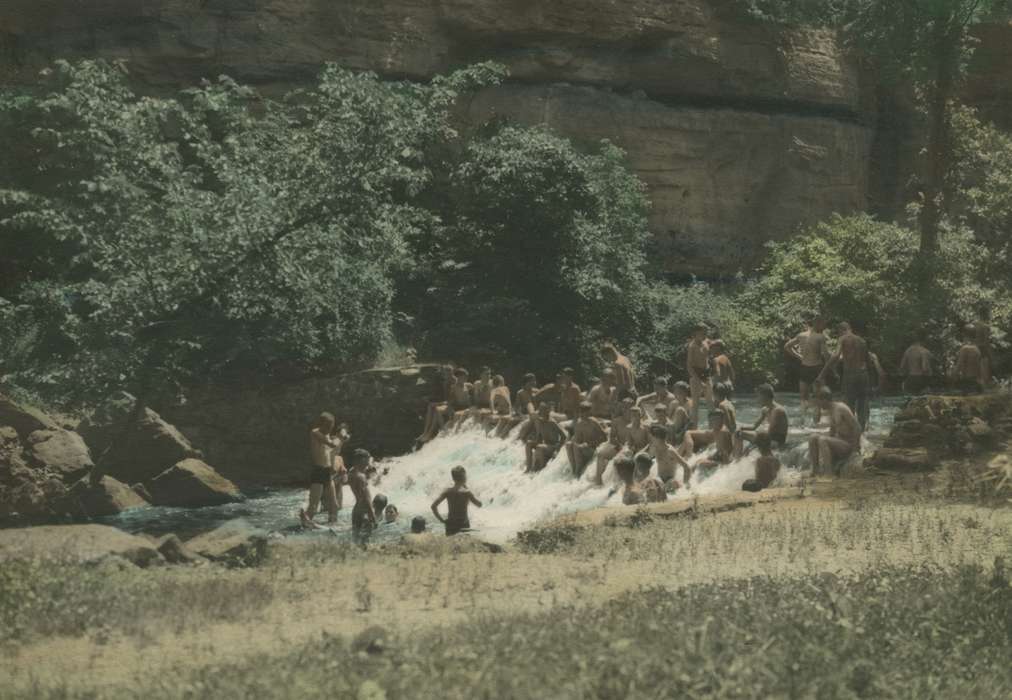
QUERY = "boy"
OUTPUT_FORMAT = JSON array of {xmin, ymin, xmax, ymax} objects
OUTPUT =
[
  {"xmin": 735, "ymin": 383, "xmax": 789, "ymax": 454},
  {"xmin": 952, "ymin": 324, "xmax": 983, "ymax": 394},
  {"xmin": 615, "ymin": 456, "xmax": 644, "ymax": 506},
  {"xmin": 566, "ymin": 401, "xmax": 609, "ymax": 478},
  {"xmin": 557, "ymin": 368, "xmax": 585, "ymax": 419},
  {"xmin": 686, "ymin": 411, "xmax": 734, "ymax": 472},
  {"xmin": 526, "ymin": 403, "xmax": 568, "ymax": 472},
  {"xmin": 667, "ymin": 381, "xmax": 694, "ymax": 440},
  {"xmin": 410, "ymin": 516, "xmax": 427, "ymax": 534},
  {"xmin": 686, "ymin": 324, "xmax": 713, "ymax": 426},
  {"xmin": 817, "ymin": 322, "xmax": 870, "ymax": 432},
  {"xmin": 709, "ymin": 340, "xmax": 735, "ymax": 393},
  {"xmin": 473, "ymin": 366, "xmax": 494, "ymax": 410},
  {"xmin": 587, "ymin": 369, "xmax": 617, "ymax": 419},
  {"xmin": 807, "ymin": 387, "xmax": 861, "ymax": 476},
  {"xmin": 714, "ymin": 381, "xmax": 737, "ymax": 434},
  {"xmin": 637, "ymin": 377, "xmax": 676, "ymax": 413},
  {"xmin": 742, "ymin": 432, "xmax": 781, "ymax": 492},
  {"xmin": 602, "ymin": 342, "xmax": 636, "ymax": 393},
  {"xmin": 899, "ymin": 332, "xmax": 934, "ymax": 395},
  {"xmin": 431, "ymin": 465, "xmax": 483, "ymax": 536},
  {"xmin": 645, "ymin": 423, "xmax": 692, "ymax": 491},
  {"xmin": 416, "ymin": 367, "xmax": 472, "ymax": 446},
  {"xmin": 348, "ymin": 449, "xmax": 377, "ymax": 533},
  {"xmin": 785, "ymin": 315, "xmax": 832, "ymax": 425},
  {"xmin": 634, "ymin": 453, "xmax": 668, "ymax": 502},
  {"xmin": 515, "ymin": 373, "xmax": 540, "ymax": 417},
  {"xmin": 302, "ymin": 412, "xmax": 343, "ymax": 526}
]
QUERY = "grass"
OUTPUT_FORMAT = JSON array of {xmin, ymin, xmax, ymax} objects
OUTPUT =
[
  {"xmin": 23, "ymin": 564, "xmax": 1012, "ymax": 700},
  {"xmin": 0, "ymin": 558, "xmax": 274, "ymax": 646}
]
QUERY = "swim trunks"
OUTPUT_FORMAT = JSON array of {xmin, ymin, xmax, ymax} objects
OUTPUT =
[
  {"xmin": 769, "ymin": 427, "xmax": 788, "ymax": 448},
  {"xmin": 351, "ymin": 503, "xmax": 371, "ymax": 531},
  {"xmin": 445, "ymin": 517, "xmax": 470, "ymax": 536},
  {"xmin": 742, "ymin": 479, "xmax": 763, "ymax": 493},
  {"xmin": 691, "ymin": 366, "xmax": 711, "ymax": 380},
  {"xmin": 799, "ymin": 364, "xmax": 823, "ymax": 384},
  {"xmin": 309, "ymin": 465, "xmax": 333, "ymax": 485}
]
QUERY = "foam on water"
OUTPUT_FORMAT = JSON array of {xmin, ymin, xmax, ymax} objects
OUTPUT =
[{"xmin": 103, "ymin": 393, "xmax": 906, "ymax": 542}]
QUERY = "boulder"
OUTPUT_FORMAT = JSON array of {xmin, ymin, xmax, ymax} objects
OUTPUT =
[
  {"xmin": 147, "ymin": 458, "xmax": 242, "ymax": 508},
  {"xmin": 78, "ymin": 392, "xmax": 201, "ymax": 484},
  {"xmin": 869, "ymin": 447, "xmax": 933, "ymax": 472},
  {"xmin": 0, "ymin": 393, "xmax": 58, "ymax": 437},
  {"xmin": 185, "ymin": 521, "xmax": 267, "ymax": 567},
  {"xmin": 155, "ymin": 534, "xmax": 206, "ymax": 565},
  {"xmin": 0, "ymin": 524, "xmax": 163, "ymax": 567},
  {"xmin": 27, "ymin": 429, "xmax": 94, "ymax": 481},
  {"xmin": 63, "ymin": 475, "xmax": 148, "ymax": 518}
]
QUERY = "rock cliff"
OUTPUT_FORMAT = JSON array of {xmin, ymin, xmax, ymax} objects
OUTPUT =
[{"xmin": 1, "ymin": 1, "xmax": 1009, "ymax": 274}]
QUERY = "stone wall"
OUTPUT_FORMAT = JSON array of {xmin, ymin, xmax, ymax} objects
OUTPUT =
[{"xmin": 157, "ymin": 365, "xmax": 448, "ymax": 487}]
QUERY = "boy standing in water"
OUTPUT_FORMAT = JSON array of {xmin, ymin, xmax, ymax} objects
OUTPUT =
[
  {"xmin": 786, "ymin": 315, "xmax": 832, "ymax": 426},
  {"xmin": 431, "ymin": 465, "xmax": 483, "ymax": 536},
  {"xmin": 349, "ymin": 449, "xmax": 377, "ymax": 533},
  {"xmin": 301, "ymin": 412, "xmax": 343, "ymax": 526},
  {"xmin": 709, "ymin": 341, "xmax": 735, "ymax": 393}
]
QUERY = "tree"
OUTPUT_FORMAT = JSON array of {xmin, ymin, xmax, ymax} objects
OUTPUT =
[{"xmin": 0, "ymin": 59, "xmax": 505, "ymax": 406}]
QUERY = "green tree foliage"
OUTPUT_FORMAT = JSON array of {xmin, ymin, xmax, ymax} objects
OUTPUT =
[
  {"xmin": 401, "ymin": 127, "xmax": 655, "ymax": 380},
  {"xmin": 0, "ymin": 60, "xmax": 506, "ymax": 404}
]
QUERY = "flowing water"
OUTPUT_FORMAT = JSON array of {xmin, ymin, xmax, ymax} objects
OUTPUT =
[{"xmin": 103, "ymin": 393, "xmax": 906, "ymax": 543}]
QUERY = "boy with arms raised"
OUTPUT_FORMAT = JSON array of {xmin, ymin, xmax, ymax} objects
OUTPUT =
[
  {"xmin": 601, "ymin": 343, "xmax": 636, "ymax": 394},
  {"xmin": 431, "ymin": 465, "xmax": 483, "ymax": 536}
]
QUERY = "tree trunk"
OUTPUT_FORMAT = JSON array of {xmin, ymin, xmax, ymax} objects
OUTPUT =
[{"xmin": 918, "ymin": 20, "xmax": 958, "ymax": 257}]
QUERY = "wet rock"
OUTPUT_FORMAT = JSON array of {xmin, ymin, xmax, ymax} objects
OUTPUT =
[
  {"xmin": 63, "ymin": 475, "xmax": 148, "ymax": 518},
  {"xmin": 0, "ymin": 524, "xmax": 164, "ymax": 567},
  {"xmin": 147, "ymin": 458, "xmax": 242, "ymax": 508},
  {"xmin": 27, "ymin": 429, "xmax": 94, "ymax": 481},
  {"xmin": 185, "ymin": 522, "xmax": 267, "ymax": 567},
  {"xmin": 156, "ymin": 534, "xmax": 206, "ymax": 565},
  {"xmin": 869, "ymin": 447, "xmax": 932, "ymax": 472},
  {"xmin": 78, "ymin": 392, "xmax": 201, "ymax": 484}
]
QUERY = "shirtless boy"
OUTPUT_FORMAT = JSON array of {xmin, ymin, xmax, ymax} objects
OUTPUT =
[
  {"xmin": 714, "ymin": 382, "xmax": 737, "ymax": 434},
  {"xmin": 899, "ymin": 332, "xmax": 934, "ymax": 395},
  {"xmin": 686, "ymin": 410, "xmax": 734, "ymax": 472},
  {"xmin": 687, "ymin": 324, "xmax": 713, "ymax": 426},
  {"xmin": 808, "ymin": 387, "xmax": 862, "ymax": 476},
  {"xmin": 593, "ymin": 401, "xmax": 645, "ymax": 486},
  {"xmin": 489, "ymin": 375, "xmax": 516, "ymax": 437},
  {"xmin": 416, "ymin": 367, "xmax": 473, "ymax": 446},
  {"xmin": 735, "ymin": 384, "xmax": 788, "ymax": 455},
  {"xmin": 555, "ymin": 368, "xmax": 585, "ymax": 420},
  {"xmin": 615, "ymin": 457, "xmax": 644, "ymax": 506},
  {"xmin": 566, "ymin": 402, "xmax": 609, "ymax": 478},
  {"xmin": 667, "ymin": 381, "xmax": 694, "ymax": 441},
  {"xmin": 645, "ymin": 423, "xmax": 691, "ymax": 490},
  {"xmin": 526, "ymin": 404, "xmax": 568, "ymax": 472},
  {"xmin": 818, "ymin": 322, "xmax": 870, "ymax": 432},
  {"xmin": 634, "ymin": 453, "xmax": 667, "ymax": 502},
  {"xmin": 709, "ymin": 340, "xmax": 735, "ymax": 393},
  {"xmin": 515, "ymin": 373, "xmax": 539, "ymax": 417},
  {"xmin": 785, "ymin": 315, "xmax": 831, "ymax": 425},
  {"xmin": 473, "ymin": 366, "xmax": 494, "ymax": 410},
  {"xmin": 348, "ymin": 449, "xmax": 377, "ymax": 533},
  {"xmin": 431, "ymin": 465, "xmax": 483, "ymax": 536},
  {"xmin": 637, "ymin": 377, "xmax": 676, "ymax": 415},
  {"xmin": 742, "ymin": 432, "xmax": 781, "ymax": 492},
  {"xmin": 953, "ymin": 324, "xmax": 984, "ymax": 394},
  {"xmin": 301, "ymin": 412, "xmax": 343, "ymax": 526},
  {"xmin": 602, "ymin": 343, "xmax": 636, "ymax": 393},
  {"xmin": 587, "ymin": 370, "xmax": 617, "ymax": 419}
]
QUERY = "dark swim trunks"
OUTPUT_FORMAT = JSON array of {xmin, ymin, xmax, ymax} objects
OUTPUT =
[
  {"xmin": 799, "ymin": 364, "xmax": 823, "ymax": 385},
  {"xmin": 352, "ymin": 503, "xmax": 371, "ymax": 531},
  {"xmin": 445, "ymin": 517, "xmax": 470, "ymax": 536},
  {"xmin": 742, "ymin": 479, "xmax": 763, "ymax": 493},
  {"xmin": 769, "ymin": 428, "xmax": 788, "ymax": 448},
  {"xmin": 903, "ymin": 375, "xmax": 931, "ymax": 395},
  {"xmin": 309, "ymin": 465, "xmax": 333, "ymax": 485}
]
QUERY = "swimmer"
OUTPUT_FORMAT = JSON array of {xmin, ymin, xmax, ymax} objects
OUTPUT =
[
  {"xmin": 410, "ymin": 516, "xmax": 427, "ymax": 534},
  {"xmin": 735, "ymin": 384, "xmax": 788, "ymax": 455},
  {"xmin": 473, "ymin": 366, "xmax": 494, "ymax": 410},
  {"xmin": 637, "ymin": 377, "xmax": 676, "ymax": 413},
  {"xmin": 634, "ymin": 453, "xmax": 667, "ymax": 502},
  {"xmin": 807, "ymin": 387, "xmax": 861, "ymax": 476},
  {"xmin": 303, "ymin": 412, "xmax": 342, "ymax": 525},
  {"xmin": 515, "ymin": 373, "xmax": 540, "ymax": 417},
  {"xmin": 644, "ymin": 423, "xmax": 691, "ymax": 490},
  {"xmin": 593, "ymin": 399, "xmax": 633, "ymax": 486},
  {"xmin": 786, "ymin": 314, "xmax": 832, "ymax": 425},
  {"xmin": 601, "ymin": 342, "xmax": 636, "ymax": 393},
  {"xmin": 685, "ymin": 410, "xmax": 734, "ymax": 471},
  {"xmin": 667, "ymin": 381, "xmax": 694, "ymax": 442},
  {"xmin": 615, "ymin": 456, "xmax": 644, "ymax": 506},
  {"xmin": 348, "ymin": 449, "xmax": 377, "ymax": 533},
  {"xmin": 687, "ymin": 324, "xmax": 713, "ymax": 426},
  {"xmin": 587, "ymin": 369, "xmax": 617, "ymax": 419},
  {"xmin": 566, "ymin": 401, "xmax": 609, "ymax": 478},
  {"xmin": 416, "ymin": 367, "xmax": 472, "ymax": 446},
  {"xmin": 742, "ymin": 432, "xmax": 781, "ymax": 492},
  {"xmin": 383, "ymin": 504, "xmax": 399, "ymax": 524},
  {"xmin": 709, "ymin": 340, "xmax": 735, "ymax": 393},
  {"xmin": 431, "ymin": 465, "xmax": 483, "ymax": 536},
  {"xmin": 713, "ymin": 381, "xmax": 737, "ymax": 434},
  {"xmin": 526, "ymin": 403, "xmax": 568, "ymax": 472}
]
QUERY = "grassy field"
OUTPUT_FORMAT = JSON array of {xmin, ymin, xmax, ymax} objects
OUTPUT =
[{"xmin": 1, "ymin": 476, "xmax": 1010, "ymax": 699}]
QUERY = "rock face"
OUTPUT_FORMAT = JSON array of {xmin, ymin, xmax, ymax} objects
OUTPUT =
[
  {"xmin": 0, "ymin": 523, "xmax": 163, "ymax": 567},
  {"xmin": 159, "ymin": 364, "xmax": 448, "ymax": 486},
  {"xmin": 0, "ymin": 0, "xmax": 871, "ymax": 276},
  {"xmin": 147, "ymin": 458, "xmax": 243, "ymax": 508},
  {"xmin": 63, "ymin": 475, "xmax": 148, "ymax": 518},
  {"xmin": 77, "ymin": 392, "xmax": 202, "ymax": 485},
  {"xmin": 869, "ymin": 393, "xmax": 1012, "ymax": 471}
]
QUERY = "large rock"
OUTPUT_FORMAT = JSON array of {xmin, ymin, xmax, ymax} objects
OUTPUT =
[
  {"xmin": 26, "ymin": 429, "xmax": 94, "ymax": 481},
  {"xmin": 155, "ymin": 534, "xmax": 206, "ymax": 565},
  {"xmin": 63, "ymin": 475, "xmax": 148, "ymax": 518},
  {"xmin": 0, "ymin": 393, "xmax": 58, "ymax": 438},
  {"xmin": 869, "ymin": 447, "xmax": 933, "ymax": 472},
  {"xmin": 0, "ymin": 524, "xmax": 163, "ymax": 567},
  {"xmin": 185, "ymin": 521, "xmax": 267, "ymax": 567},
  {"xmin": 147, "ymin": 458, "xmax": 242, "ymax": 508},
  {"xmin": 78, "ymin": 392, "xmax": 201, "ymax": 484}
]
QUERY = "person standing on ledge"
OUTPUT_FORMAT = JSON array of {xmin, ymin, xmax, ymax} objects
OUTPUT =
[
  {"xmin": 602, "ymin": 342, "xmax": 636, "ymax": 395},
  {"xmin": 899, "ymin": 332, "xmax": 935, "ymax": 395},
  {"xmin": 817, "ymin": 321, "xmax": 870, "ymax": 432},
  {"xmin": 686, "ymin": 324, "xmax": 713, "ymax": 427},
  {"xmin": 431, "ymin": 465, "xmax": 483, "ymax": 536}
]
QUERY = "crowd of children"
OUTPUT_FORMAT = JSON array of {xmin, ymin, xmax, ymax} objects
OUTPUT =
[{"xmin": 303, "ymin": 317, "xmax": 997, "ymax": 533}]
